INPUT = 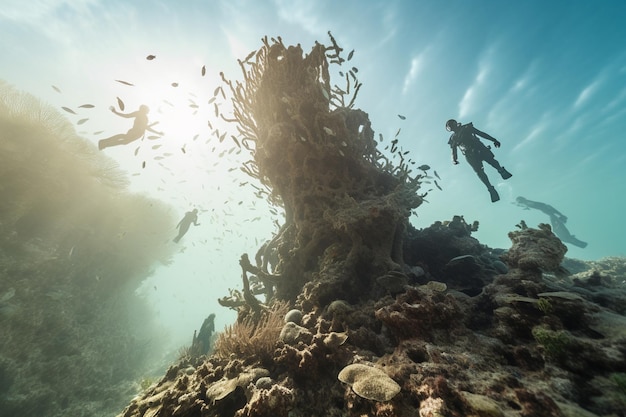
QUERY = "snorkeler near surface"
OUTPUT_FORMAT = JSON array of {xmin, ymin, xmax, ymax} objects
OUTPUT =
[
  {"xmin": 173, "ymin": 209, "xmax": 200, "ymax": 243},
  {"xmin": 516, "ymin": 196, "xmax": 588, "ymax": 248},
  {"xmin": 98, "ymin": 104, "xmax": 163, "ymax": 150},
  {"xmin": 446, "ymin": 119, "xmax": 512, "ymax": 203}
]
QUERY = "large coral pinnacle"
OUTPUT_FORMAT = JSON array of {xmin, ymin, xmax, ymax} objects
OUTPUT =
[{"xmin": 225, "ymin": 35, "xmax": 422, "ymax": 305}]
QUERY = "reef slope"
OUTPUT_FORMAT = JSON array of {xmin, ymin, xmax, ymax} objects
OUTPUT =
[{"xmin": 117, "ymin": 36, "xmax": 626, "ymax": 417}]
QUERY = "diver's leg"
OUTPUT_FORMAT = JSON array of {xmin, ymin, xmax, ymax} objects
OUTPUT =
[
  {"xmin": 485, "ymin": 155, "xmax": 512, "ymax": 179},
  {"xmin": 173, "ymin": 223, "xmax": 191, "ymax": 243},
  {"xmin": 98, "ymin": 134, "xmax": 125, "ymax": 150},
  {"xmin": 468, "ymin": 157, "xmax": 500, "ymax": 202},
  {"xmin": 118, "ymin": 131, "xmax": 143, "ymax": 145},
  {"xmin": 568, "ymin": 237, "xmax": 588, "ymax": 248}
]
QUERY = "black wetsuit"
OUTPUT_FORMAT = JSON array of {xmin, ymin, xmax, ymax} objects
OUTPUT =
[
  {"xmin": 448, "ymin": 122, "xmax": 499, "ymax": 173},
  {"xmin": 448, "ymin": 122, "xmax": 510, "ymax": 202}
]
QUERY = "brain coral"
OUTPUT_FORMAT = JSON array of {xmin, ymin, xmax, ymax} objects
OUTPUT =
[{"xmin": 338, "ymin": 363, "xmax": 400, "ymax": 402}]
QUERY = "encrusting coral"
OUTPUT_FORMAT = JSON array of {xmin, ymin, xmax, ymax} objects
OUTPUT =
[{"xmin": 116, "ymin": 34, "xmax": 626, "ymax": 417}]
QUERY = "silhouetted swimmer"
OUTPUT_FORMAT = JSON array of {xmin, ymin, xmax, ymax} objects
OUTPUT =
[
  {"xmin": 195, "ymin": 313, "xmax": 215, "ymax": 355},
  {"xmin": 173, "ymin": 209, "xmax": 200, "ymax": 243},
  {"xmin": 516, "ymin": 196, "xmax": 587, "ymax": 248},
  {"xmin": 98, "ymin": 104, "xmax": 163, "ymax": 150},
  {"xmin": 446, "ymin": 119, "xmax": 512, "ymax": 202}
]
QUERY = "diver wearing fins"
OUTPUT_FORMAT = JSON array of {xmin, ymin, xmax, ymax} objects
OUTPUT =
[
  {"xmin": 516, "ymin": 196, "xmax": 588, "ymax": 248},
  {"xmin": 446, "ymin": 119, "xmax": 512, "ymax": 202}
]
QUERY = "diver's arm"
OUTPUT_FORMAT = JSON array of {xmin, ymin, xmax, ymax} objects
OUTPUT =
[
  {"xmin": 111, "ymin": 108, "xmax": 137, "ymax": 119},
  {"xmin": 448, "ymin": 138, "xmax": 459, "ymax": 164},
  {"xmin": 473, "ymin": 127, "xmax": 501, "ymax": 147},
  {"xmin": 146, "ymin": 125, "xmax": 164, "ymax": 135}
]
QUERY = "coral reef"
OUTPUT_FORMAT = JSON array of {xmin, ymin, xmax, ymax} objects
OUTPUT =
[
  {"xmin": 0, "ymin": 83, "xmax": 177, "ymax": 417},
  {"xmin": 116, "ymin": 36, "xmax": 626, "ymax": 417}
]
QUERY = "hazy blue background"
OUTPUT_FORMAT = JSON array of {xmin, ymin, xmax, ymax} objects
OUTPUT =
[{"xmin": 2, "ymin": 0, "xmax": 625, "ymax": 348}]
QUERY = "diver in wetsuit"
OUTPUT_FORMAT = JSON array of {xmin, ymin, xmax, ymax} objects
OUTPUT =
[
  {"xmin": 446, "ymin": 119, "xmax": 512, "ymax": 202},
  {"xmin": 173, "ymin": 209, "xmax": 200, "ymax": 243},
  {"xmin": 516, "ymin": 196, "xmax": 588, "ymax": 248},
  {"xmin": 98, "ymin": 105, "xmax": 163, "ymax": 150}
]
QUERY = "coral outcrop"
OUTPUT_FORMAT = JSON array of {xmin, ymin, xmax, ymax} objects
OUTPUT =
[{"xmin": 117, "ymin": 36, "xmax": 626, "ymax": 417}]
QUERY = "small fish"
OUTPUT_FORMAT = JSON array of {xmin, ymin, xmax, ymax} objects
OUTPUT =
[
  {"xmin": 395, "ymin": 128, "xmax": 401, "ymax": 137},
  {"xmin": 78, "ymin": 104, "xmax": 95, "ymax": 108},
  {"xmin": 171, "ymin": 82, "xmax": 179, "ymax": 87},
  {"xmin": 434, "ymin": 170, "xmax": 441, "ymax": 180},
  {"xmin": 147, "ymin": 135, "xmax": 160, "ymax": 140},
  {"xmin": 146, "ymin": 54, "xmax": 156, "ymax": 60},
  {"xmin": 418, "ymin": 164, "xmax": 430, "ymax": 171},
  {"xmin": 213, "ymin": 86, "xmax": 220, "ymax": 97},
  {"xmin": 116, "ymin": 97, "xmax": 125, "ymax": 111},
  {"xmin": 231, "ymin": 135, "xmax": 241, "ymax": 148},
  {"xmin": 347, "ymin": 49, "xmax": 354, "ymax": 61},
  {"xmin": 201, "ymin": 65, "xmax": 206, "ymax": 76},
  {"xmin": 208, "ymin": 97, "xmax": 216, "ymax": 104},
  {"xmin": 52, "ymin": 85, "xmax": 62, "ymax": 93},
  {"xmin": 142, "ymin": 161, "xmax": 146, "ymax": 169},
  {"xmin": 115, "ymin": 79, "xmax": 134, "ymax": 86},
  {"xmin": 77, "ymin": 118, "xmax": 89, "ymax": 125},
  {"xmin": 68, "ymin": 246, "xmax": 75, "ymax": 258},
  {"xmin": 151, "ymin": 144, "xmax": 162, "ymax": 150},
  {"xmin": 434, "ymin": 180, "xmax": 442, "ymax": 190},
  {"xmin": 61, "ymin": 106, "xmax": 76, "ymax": 114},
  {"xmin": 93, "ymin": 130, "xmax": 104, "ymax": 135},
  {"xmin": 398, "ymin": 114, "xmax": 406, "ymax": 120},
  {"xmin": 181, "ymin": 146, "xmax": 186, "ymax": 154},
  {"xmin": 134, "ymin": 147, "xmax": 140, "ymax": 156}
]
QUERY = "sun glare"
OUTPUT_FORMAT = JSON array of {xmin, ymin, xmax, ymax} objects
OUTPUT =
[{"xmin": 90, "ymin": 54, "xmax": 242, "ymax": 207}]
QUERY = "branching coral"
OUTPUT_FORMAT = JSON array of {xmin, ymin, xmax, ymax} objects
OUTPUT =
[
  {"xmin": 213, "ymin": 300, "xmax": 289, "ymax": 366},
  {"xmin": 221, "ymin": 34, "xmax": 423, "ymax": 306}
]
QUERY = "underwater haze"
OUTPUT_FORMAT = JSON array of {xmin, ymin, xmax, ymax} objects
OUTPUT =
[{"xmin": 1, "ymin": 1, "xmax": 626, "ymax": 416}]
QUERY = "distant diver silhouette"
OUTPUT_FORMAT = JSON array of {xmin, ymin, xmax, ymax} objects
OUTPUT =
[
  {"xmin": 516, "ymin": 196, "xmax": 588, "ymax": 248},
  {"xmin": 98, "ymin": 104, "xmax": 163, "ymax": 150},
  {"xmin": 173, "ymin": 209, "xmax": 200, "ymax": 243},
  {"xmin": 446, "ymin": 119, "xmax": 512, "ymax": 202},
  {"xmin": 194, "ymin": 313, "xmax": 215, "ymax": 355}
]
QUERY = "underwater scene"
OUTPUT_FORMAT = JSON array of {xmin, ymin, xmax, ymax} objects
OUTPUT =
[{"xmin": 1, "ymin": 1, "xmax": 626, "ymax": 416}]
